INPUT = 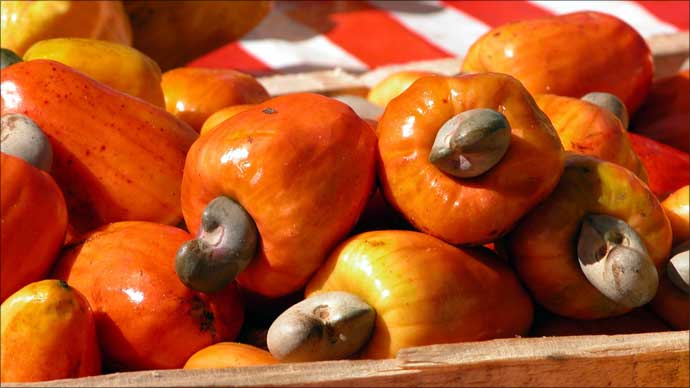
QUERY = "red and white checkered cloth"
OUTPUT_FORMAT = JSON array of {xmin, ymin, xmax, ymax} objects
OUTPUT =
[{"xmin": 189, "ymin": 1, "xmax": 688, "ymax": 76}]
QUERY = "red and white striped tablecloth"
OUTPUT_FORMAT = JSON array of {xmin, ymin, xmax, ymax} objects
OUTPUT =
[{"xmin": 188, "ymin": 0, "xmax": 689, "ymax": 76}]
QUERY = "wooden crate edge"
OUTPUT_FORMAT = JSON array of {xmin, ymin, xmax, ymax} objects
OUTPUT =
[{"xmin": 6, "ymin": 330, "xmax": 688, "ymax": 387}]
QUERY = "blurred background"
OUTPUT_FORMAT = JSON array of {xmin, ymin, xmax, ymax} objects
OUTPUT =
[{"xmin": 189, "ymin": 1, "xmax": 689, "ymax": 75}]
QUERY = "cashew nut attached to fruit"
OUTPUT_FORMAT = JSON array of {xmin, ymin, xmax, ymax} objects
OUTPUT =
[
  {"xmin": 1, "ymin": 113, "xmax": 53, "ymax": 172},
  {"xmin": 581, "ymin": 92, "xmax": 629, "ymax": 129},
  {"xmin": 0, "ymin": 48, "xmax": 22, "ymax": 69},
  {"xmin": 577, "ymin": 214, "xmax": 658, "ymax": 308},
  {"xmin": 267, "ymin": 291, "xmax": 376, "ymax": 362},
  {"xmin": 175, "ymin": 196, "xmax": 258, "ymax": 293},
  {"xmin": 429, "ymin": 108, "xmax": 511, "ymax": 178},
  {"xmin": 667, "ymin": 241, "xmax": 689, "ymax": 294}
]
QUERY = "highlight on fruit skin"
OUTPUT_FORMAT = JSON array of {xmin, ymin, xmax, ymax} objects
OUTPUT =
[
  {"xmin": 200, "ymin": 104, "xmax": 255, "ymax": 135},
  {"xmin": 377, "ymin": 73, "xmax": 564, "ymax": 245},
  {"xmin": 51, "ymin": 221, "xmax": 245, "ymax": 371},
  {"xmin": 179, "ymin": 93, "xmax": 377, "ymax": 299},
  {"xmin": 1, "ymin": 279, "xmax": 101, "ymax": 383},
  {"xmin": 161, "ymin": 67, "xmax": 270, "ymax": 132}
]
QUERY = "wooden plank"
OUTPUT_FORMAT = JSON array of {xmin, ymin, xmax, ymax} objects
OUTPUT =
[
  {"xmin": 259, "ymin": 32, "xmax": 689, "ymax": 96},
  {"xmin": 6, "ymin": 330, "xmax": 687, "ymax": 387}
]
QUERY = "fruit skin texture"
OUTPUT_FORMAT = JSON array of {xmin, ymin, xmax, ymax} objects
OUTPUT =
[
  {"xmin": 24, "ymin": 38, "xmax": 165, "ymax": 107},
  {"xmin": 1, "ymin": 279, "xmax": 100, "ymax": 382},
  {"xmin": 661, "ymin": 186, "xmax": 690, "ymax": 246},
  {"xmin": 463, "ymin": 11, "xmax": 653, "ymax": 114},
  {"xmin": 1, "ymin": 60, "xmax": 198, "ymax": 235},
  {"xmin": 367, "ymin": 70, "xmax": 439, "ymax": 108},
  {"xmin": 632, "ymin": 69, "xmax": 689, "ymax": 152},
  {"xmin": 52, "ymin": 222, "xmax": 244, "ymax": 371},
  {"xmin": 184, "ymin": 342, "xmax": 278, "ymax": 369},
  {"xmin": 0, "ymin": 0, "xmax": 132, "ymax": 56},
  {"xmin": 124, "ymin": 1, "xmax": 272, "ymax": 71},
  {"xmin": 306, "ymin": 230, "xmax": 534, "ymax": 360},
  {"xmin": 200, "ymin": 104, "xmax": 256, "ymax": 135},
  {"xmin": 1, "ymin": 153, "xmax": 68, "ymax": 302},
  {"xmin": 162, "ymin": 67, "xmax": 270, "ymax": 132},
  {"xmin": 627, "ymin": 132, "xmax": 689, "ymax": 200},
  {"xmin": 378, "ymin": 73, "xmax": 564, "ymax": 245},
  {"xmin": 508, "ymin": 154, "xmax": 672, "ymax": 319},
  {"xmin": 182, "ymin": 93, "xmax": 377, "ymax": 298},
  {"xmin": 535, "ymin": 94, "xmax": 647, "ymax": 181}
]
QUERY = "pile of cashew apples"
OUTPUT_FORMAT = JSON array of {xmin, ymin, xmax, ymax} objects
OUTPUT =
[{"xmin": 1, "ymin": 6, "xmax": 688, "ymax": 383}]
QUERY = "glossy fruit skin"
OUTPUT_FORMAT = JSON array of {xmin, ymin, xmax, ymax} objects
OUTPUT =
[
  {"xmin": 184, "ymin": 342, "xmax": 277, "ymax": 369},
  {"xmin": 199, "ymin": 104, "xmax": 256, "ymax": 136},
  {"xmin": 24, "ymin": 38, "xmax": 165, "ymax": 107},
  {"xmin": 1, "ymin": 279, "xmax": 100, "ymax": 382},
  {"xmin": 650, "ymin": 268, "xmax": 689, "ymax": 330},
  {"xmin": 182, "ymin": 93, "xmax": 377, "ymax": 298},
  {"xmin": 508, "ymin": 154, "xmax": 672, "ymax": 319},
  {"xmin": 52, "ymin": 222, "xmax": 244, "ymax": 371},
  {"xmin": 628, "ymin": 132, "xmax": 689, "ymax": 200},
  {"xmin": 0, "ymin": 0, "xmax": 132, "ymax": 56},
  {"xmin": 535, "ymin": 94, "xmax": 647, "ymax": 181},
  {"xmin": 463, "ymin": 11, "xmax": 653, "ymax": 114},
  {"xmin": 306, "ymin": 230, "xmax": 533, "ymax": 360},
  {"xmin": 378, "ymin": 73, "xmax": 564, "ymax": 245},
  {"xmin": 531, "ymin": 308, "xmax": 669, "ymax": 337},
  {"xmin": 1, "ymin": 153, "xmax": 68, "ymax": 302},
  {"xmin": 162, "ymin": 68, "xmax": 270, "ymax": 132},
  {"xmin": 367, "ymin": 70, "xmax": 439, "ymax": 108},
  {"xmin": 1, "ymin": 60, "xmax": 198, "ymax": 235},
  {"xmin": 661, "ymin": 186, "xmax": 690, "ymax": 246},
  {"xmin": 632, "ymin": 69, "xmax": 689, "ymax": 151},
  {"xmin": 125, "ymin": 1, "xmax": 272, "ymax": 71}
]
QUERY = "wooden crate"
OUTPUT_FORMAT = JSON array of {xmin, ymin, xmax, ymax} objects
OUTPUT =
[{"xmin": 6, "ymin": 32, "xmax": 689, "ymax": 388}]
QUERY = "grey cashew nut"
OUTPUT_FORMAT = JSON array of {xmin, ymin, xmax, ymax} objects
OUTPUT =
[
  {"xmin": 1, "ymin": 114, "xmax": 53, "ymax": 172},
  {"xmin": 667, "ymin": 241, "xmax": 689, "ymax": 294},
  {"xmin": 267, "ymin": 291, "xmax": 376, "ymax": 362},
  {"xmin": 577, "ymin": 214, "xmax": 658, "ymax": 308},
  {"xmin": 175, "ymin": 196, "xmax": 258, "ymax": 293},
  {"xmin": 581, "ymin": 92, "xmax": 629, "ymax": 129},
  {"xmin": 429, "ymin": 108, "xmax": 511, "ymax": 178}
]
